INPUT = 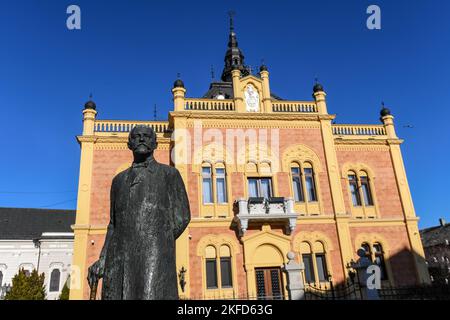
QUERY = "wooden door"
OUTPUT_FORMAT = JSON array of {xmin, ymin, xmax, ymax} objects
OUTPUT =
[{"xmin": 255, "ymin": 267, "xmax": 284, "ymax": 300}]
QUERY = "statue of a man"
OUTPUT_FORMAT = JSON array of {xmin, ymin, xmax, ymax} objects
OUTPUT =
[{"xmin": 87, "ymin": 125, "xmax": 191, "ymax": 300}]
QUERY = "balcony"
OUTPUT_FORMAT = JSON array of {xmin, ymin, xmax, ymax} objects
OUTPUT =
[{"xmin": 234, "ymin": 197, "xmax": 299, "ymax": 237}]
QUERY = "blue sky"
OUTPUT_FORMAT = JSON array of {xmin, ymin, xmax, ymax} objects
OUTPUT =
[{"xmin": 0, "ymin": 0, "xmax": 448, "ymax": 228}]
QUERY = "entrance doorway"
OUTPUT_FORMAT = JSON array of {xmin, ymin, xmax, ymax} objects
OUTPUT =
[{"xmin": 255, "ymin": 267, "xmax": 284, "ymax": 300}]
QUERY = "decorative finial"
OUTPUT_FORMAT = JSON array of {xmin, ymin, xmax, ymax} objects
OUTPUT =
[
  {"xmin": 177, "ymin": 72, "xmax": 181, "ymax": 79},
  {"xmin": 84, "ymin": 93, "xmax": 96, "ymax": 110},
  {"xmin": 260, "ymin": 59, "xmax": 268, "ymax": 72},
  {"xmin": 313, "ymin": 78, "xmax": 324, "ymax": 93},
  {"xmin": 380, "ymin": 101, "xmax": 391, "ymax": 117},
  {"xmin": 228, "ymin": 10, "xmax": 236, "ymax": 32},
  {"xmin": 153, "ymin": 104, "xmax": 157, "ymax": 121}
]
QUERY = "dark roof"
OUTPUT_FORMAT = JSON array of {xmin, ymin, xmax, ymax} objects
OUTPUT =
[
  {"xmin": 420, "ymin": 223, "xmax": 450, "ymax": 247},
  {"xmin": 0, "ymin": 208, "xmax": 76, "ymax": 240}
]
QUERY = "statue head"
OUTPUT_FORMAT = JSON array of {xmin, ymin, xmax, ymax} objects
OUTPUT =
[{"xmin": 128, "ymin": 125, "xmax": 157, "ymax": 157}]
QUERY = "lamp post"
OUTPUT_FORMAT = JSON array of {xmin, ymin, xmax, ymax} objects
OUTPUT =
[{"xmin": 33, "ymin": 238, "xmax": 42, "ymax": 273}]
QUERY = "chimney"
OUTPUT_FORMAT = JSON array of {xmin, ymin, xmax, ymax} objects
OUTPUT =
[{"xmin": 439, "ymin": 218, "xmax": 446, "ymax": 227}]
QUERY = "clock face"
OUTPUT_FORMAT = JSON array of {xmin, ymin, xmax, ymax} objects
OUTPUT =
[{"xmin": 245, "ymin": 84, "xmax": 259, "ymax": 112}]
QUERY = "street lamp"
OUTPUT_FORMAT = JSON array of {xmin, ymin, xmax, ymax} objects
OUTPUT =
[{"xmin": 33, "ymin": 238, "xmax": 42, "ymax": 273}]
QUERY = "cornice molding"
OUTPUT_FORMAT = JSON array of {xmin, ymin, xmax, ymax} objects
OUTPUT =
[
  {"xmin": 77, "ymin": 135, "xmax": 171, "ymax": 145},
  {"xmin": 335, "ymin": 145, "xmax": 390, "ymax": 152},
  {"xmin": 334, "ymin": 139, "xmax": 403, "ymax": 146},
  {"xmin": 169, "ymin": 111, "xmax": 335, "ymax": 121}
]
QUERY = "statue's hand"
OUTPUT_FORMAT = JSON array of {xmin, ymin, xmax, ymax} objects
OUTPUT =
[{"xmin": 87, "ymin": 259, "xmax": 104, "ymax": 288}]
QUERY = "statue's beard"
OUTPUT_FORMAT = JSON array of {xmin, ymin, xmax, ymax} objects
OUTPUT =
[{"xmin": 133, "ymin": 144, "xmax": 152, "ymax": 155}]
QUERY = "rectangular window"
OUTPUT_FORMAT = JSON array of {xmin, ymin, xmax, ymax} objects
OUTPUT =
[
  {"xmin": 220, "ymin": 257, "xmax": 233, "ymax": 288},
  {"xmin": 248, "ymin": 178, "xmax": 273, "ymax": 198},
  {"xmin": 248, "ymin": 179, "xmax": 258, "ymax": 197},
  {"xmin": 49, "ymin": 269, "xmax": 61, "ymax": 292},
  {"xmin": 215, "ymin": 168, "xmax": 227, "ymax": 203},
  {"xmin": 373, "ymin": 244, "xmax": 388, "ymax": 280},
  {"xmin": 360, "ymin": 176, "xmax": 373, "ymax": 206},
  {"xmin": 260, "ymin": 178, "xmax": 272, "ymax": 198},
  {"xmin": 315, "ymin": 254, "xmax": 328, "ymax": 282},
  {"xmin": 202, "ymin": 167, "xmax": 213, "ymax": 204},
  {"xmin": 291, "ymin": 168, "xmax": 304, "ymax": 202},
  {"xmin": 302, "ymin": 254, "xmax": 315, "ymax": 283},
  {"xmin": 304, "ymin": 168, "xmax": 317, "ymax": 202},
  {"xmin": 348, "ymin": 175, "xmax": 361, "ymax": 206},
  {"xmin": 206, "ymin": 259, "xmax": 218, "ymax": 289}
]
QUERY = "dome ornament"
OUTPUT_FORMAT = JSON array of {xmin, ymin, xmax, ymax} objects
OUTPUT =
[
  {"xmin": 84, "ymin": 93, "xmax": 96, "ymax": 110},
  {"xmin": 313, "ymin": 77, "xmax": 324, "ymax": 93},
  {"xmin": 380, "ymin": 101, "xmax": 391, "ymax": 117}
]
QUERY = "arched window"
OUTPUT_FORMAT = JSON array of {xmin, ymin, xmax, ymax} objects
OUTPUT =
[
  {"xmin": 49, "ymin": 269, "xmax": 61, "ymax": 292},
  {"xmin": 348, "ymin": 170, "xmax": 375, "ymax": 207},
  {"xmin": 361, "ymin": 242, "xmax": 372, "ymax": 261},
  {"xmin": 205, "ymin": 245, "xmax": 234, "ymax": 290},
  {"xmin": 205, "ymin": 246, "xmax": 217, "ymax": 289},
  {"xmin": 290, "ymin": 162, "xmax": 318, "ymax": 203},
  {"xmin": 304, "ymin": 163, "xmax": 317, "ymax": 202},
  {"xmin": 300, "ymin": 241, "xmax": 329, "ymax": 283},
  {"xmin": 313, "ymin": 242, "xmax": 328, "ymax": 282},
  {"xmin": 348, "ymin": 172, "xmax": 361, "ymax": 206},
  {"xmin": 373, "ymin": 243, "xmax": 388, "ymax": 280},
  {"xmin": 219, "ymin": 246, "xmax": 232, "ymax": 288},
  {"xmin": 202, "ymin": 163, "xmax": 229, "ymax": 205},
  {"xmin": 360, "ymin": 172, "xmax": 373, "ymax": 206},
  {"xmin": 300, "ymin": 242, "xmax": 314, "ymax": 283},
  {"xmin": 215, "ymin": 166, "xmax": 227, "ymax": 204},
  {"xmin": 202, "ymin": 165, "xmax": 213, "ymax": 204},
  {"xmin": 360, "ymin": 242, "xmax": 389, "ymax": 281},
  {"xmin": 291, "ymin": 164, "xmax": 304, "ymax": 202}
]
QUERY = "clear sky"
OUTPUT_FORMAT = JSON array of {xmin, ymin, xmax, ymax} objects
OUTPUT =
[{"xmin": 0, "ymin": 0, "xmax": 449, "ymax": 229}]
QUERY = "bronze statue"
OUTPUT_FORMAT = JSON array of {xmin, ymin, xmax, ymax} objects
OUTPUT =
[{"xmin": 87, "ymin": 125, "xmax": 191, "ymax": 300}]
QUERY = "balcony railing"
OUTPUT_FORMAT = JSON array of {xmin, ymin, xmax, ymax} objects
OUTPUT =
[
  {"xmin": 184, "ymin": 98, "xmax": 235, "ymax": 111},
  {"xmin": 332, "ymin": 124, "xmax": 387, "ymax": 137},
  {"xmin": 234, "ymin": 197, "xmax": 298, "ymax": 236},
  {"xmin": 272, "ymin": 101, "xmax": 318, "ymax": 113},
  {"xmin": 94, "ymin": 120, "xmax": 170, "ymax": 134}
]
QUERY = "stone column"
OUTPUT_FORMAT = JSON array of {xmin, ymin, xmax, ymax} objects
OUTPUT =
[{"xmin": 283, "ymin": 252, "xmax": 305, "ymax": 300}]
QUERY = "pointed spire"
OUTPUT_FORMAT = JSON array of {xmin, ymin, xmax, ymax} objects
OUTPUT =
[
  {"xmin": 211, "ymin": 65, "xmax": 215, "ymax": 80},
  {"xmin": 228, "ymin": 10, "xmax": 235, "ymax": 33},
  {"xmin": 221, "ymin": 11, "xmax": 250, "ymax": 82}
]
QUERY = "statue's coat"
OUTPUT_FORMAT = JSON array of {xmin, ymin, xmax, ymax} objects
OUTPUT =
[{"xmin": 100, "ymin": 158, "xmax": 191, "ymax": 300}]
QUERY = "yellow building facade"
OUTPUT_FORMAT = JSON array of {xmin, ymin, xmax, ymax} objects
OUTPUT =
[{"xmin": 69, "ymin": 22, "xmax": 429, "ymax": 300}]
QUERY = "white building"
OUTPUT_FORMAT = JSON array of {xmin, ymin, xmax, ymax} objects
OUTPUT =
[{"xmin": 0, "ymin": 208, "xmax": 75, "ymax": 300}]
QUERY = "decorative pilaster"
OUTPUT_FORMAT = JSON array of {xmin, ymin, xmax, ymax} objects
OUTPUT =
[
  {"xmin": 259, "ymin": 65, "xmax": 272, "ymax": 113},
  {"xmin": 232, "ymin": 69, "xmax": 245, "ymax": 112},
  {"xmin": 70, "ymin": 99, "xmax": 97, "ymax": 300}
]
